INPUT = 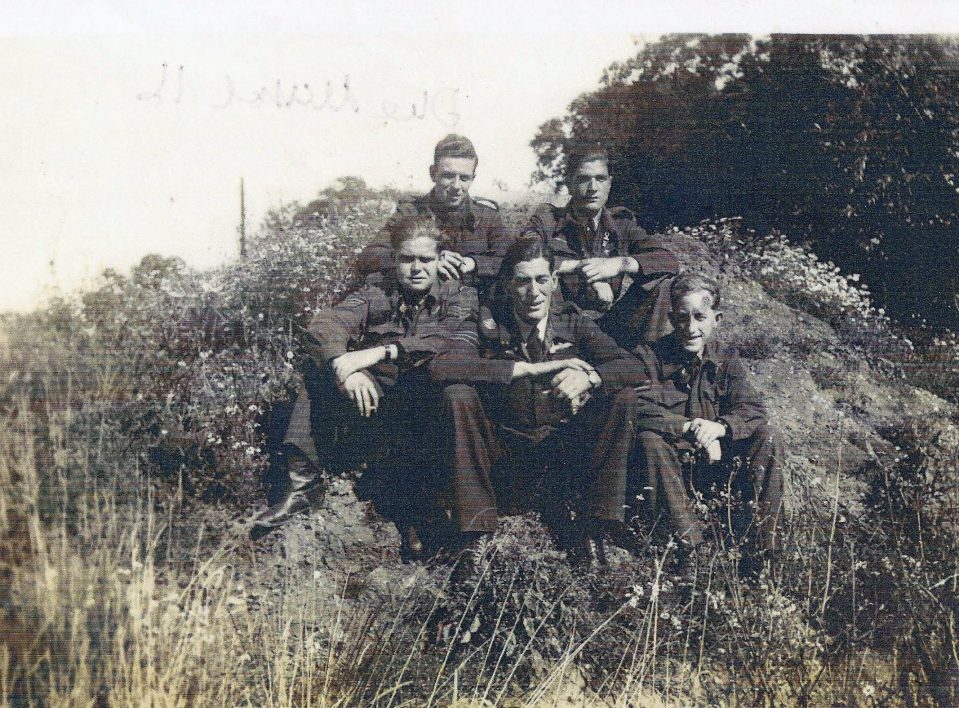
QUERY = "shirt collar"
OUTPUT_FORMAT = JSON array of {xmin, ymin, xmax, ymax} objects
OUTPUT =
[
  {"xmin": 513, "ymin": 311, "xmax": 549, "ymax": 343},
  {"xmin": 658, "ymin": 332, "xmax": 723, "ymax": 369},
  {"xmin": 564, "ymin": 204, "xmax": 608, "ymax": 231},
  {"xmin": 427, "ymin": 190, "xmax": 474, "ymax": 219},
  {"xmin": 388, "ymin": 277, "xmax": 441, "ymax": 313}
]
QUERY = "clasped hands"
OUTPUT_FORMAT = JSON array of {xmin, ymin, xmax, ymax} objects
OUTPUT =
[
  {"xmin": 513, "ymin": 357, "xmax": 601, "ymax": 414},
  {"xmin": 559, "ymin": 257, "xmax": 636, "ymax": 307},
  {"xmin": 682, "ymin": 418, "xmax": 727, "ymax": 463}
]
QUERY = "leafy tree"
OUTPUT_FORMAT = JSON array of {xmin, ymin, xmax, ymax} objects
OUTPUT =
[{"xmin": 532, "ymin": 34, "xmax": 959, "ymax": 329}]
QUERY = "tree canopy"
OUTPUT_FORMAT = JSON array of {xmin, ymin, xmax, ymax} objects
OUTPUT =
[{"xmin": 532, "ymin": 34, "xmax": 959, "ymax": 330}]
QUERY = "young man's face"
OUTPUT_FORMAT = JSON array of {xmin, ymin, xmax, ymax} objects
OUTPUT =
[
  {"xmin": 509, "ymin": 256, "xmax": 557, "ymax": 325},
  {"xmin": 429, "ymin": 156, "xmax": 477, "ymax": 209},
  {"xmin": 395, "ymin": 235, "xmax": 440, "ymax": 295},
  {"xmin": 568, "ymin": 158, "xmax": 611, "ymax": 215},
  {"xmin": 669, "ymin": 290, "xmax": 722, "ymax": 357}
]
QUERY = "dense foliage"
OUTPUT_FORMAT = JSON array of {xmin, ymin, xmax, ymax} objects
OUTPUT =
[{"xmin": 532, "ymin": 34, "xmax": 959, "ymax": 331}]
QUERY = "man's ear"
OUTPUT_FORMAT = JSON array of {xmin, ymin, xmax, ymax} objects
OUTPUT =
[
  {"xmin": 548, "ymin": 272, "xmax": 559, "ymax": 292},
  {"xmin": 714, "ymin": 310, "xmax": 723, "ymax": 324},
  {"xmin": 429, "ymin": 163, "xmax": 437, "ymax": 183}
]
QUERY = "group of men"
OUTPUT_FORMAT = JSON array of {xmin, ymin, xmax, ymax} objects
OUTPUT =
[{"xmin": 251, "ymin": 134, "xmax": 784, "ymax": 578}]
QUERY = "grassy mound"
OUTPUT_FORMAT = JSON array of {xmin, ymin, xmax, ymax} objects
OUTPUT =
[{"xmin": 1, "ymin": 195, "xmax": 957, "ymax": 705}]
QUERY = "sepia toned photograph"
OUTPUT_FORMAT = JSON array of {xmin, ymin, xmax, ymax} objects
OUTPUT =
[{"xmin": 2, "ymin": 3, "xmax": 959, "ymax": 705}]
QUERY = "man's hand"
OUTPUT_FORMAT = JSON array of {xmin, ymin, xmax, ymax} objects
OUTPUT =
[
  {"xmin": 439, "ymin": 250, "xmax": 466, "ymax": 280},
  {"xmin": 331, "ymin": 347, "xmax": 386, "ymax": 385},
  {"xmin": 551, "ymin": 367, "xmax": 594, "ymax": 403},
  {"xmin": 555, "ymin": 258, "xmax": 583, "ymax": 275},
  {"xmin": 339, "ymin": 371, "xmax": 380, "ymax": 417},
  {"xmin": 705, "ymin": 439, "xmax": 722, "ymax": 463},
  {"xmin": 580, "ymin": 257, "xmax": 625, "ymax": 284},
  {"xmin": 589, "ymin": 282, "xmax": 615, "ymax": 306},
  {"xmin": 512, "ymin": 358, "xmax": 595, "ymax": 380},
  {"xmin": 684, "ymin": 418, "xmax": 727, "ymax": 449}
]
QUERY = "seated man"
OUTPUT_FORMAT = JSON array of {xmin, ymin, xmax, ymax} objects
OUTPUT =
[
  {"xmin": 354, "ymin": 134, "xmax": 512, "ymax": 295},
  {"xmin": 251, "ymin": 215, "xmax": 478, "ymax": 555},
  {"xmin": 630, "ymin": 274, "xmax": 784, "ymax": 575},
  {"xmin": 524, "ymin": 142, "xmax": 679, "ymax": 347},
  {"xmin": 431, "ymin": 237, "xmax": 646, "ymax": 569}
]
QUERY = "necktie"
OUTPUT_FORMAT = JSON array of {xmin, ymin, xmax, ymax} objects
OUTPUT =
[
  {"xmin": 526, "ymin": 332, "xmax": 546, "ymax": 363},
  {"xmin": 676, "ymin": 359, "xmax": 700, "ymax": 391}
]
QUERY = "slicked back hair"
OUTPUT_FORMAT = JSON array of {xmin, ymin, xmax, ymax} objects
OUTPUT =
[
  {"xmin": 434, "ymin": 134, "xmax": 478, "ymax": 167},
  {"xmin": 387, "ymin": 214, "xmax": 443, "ymax": 252},
  {"xmin": 565, "ymin": 141, "xmax": 610, "ymax": 178},
  {"xmin": 493, "ymin": 237, "xmax": 557, "ymax": 318},
  {"xmin": 500, "ymin": 236, "xmax": 557, "ymax": 280},
  {"xmin": 670, "ymin": 273, "xmax": 722, "ymax": 311}
]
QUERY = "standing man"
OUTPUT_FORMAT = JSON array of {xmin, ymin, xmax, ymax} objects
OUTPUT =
[
  {"xmin": 354, "ymin": 134, "xmax": 512, "ymax": 296},
  {"xmin": 525, "ymin": 142, "xmax": 679, "ymax": 347},
  {"xmin": 252, "ymin": 215, "xmax": 478, "ymax": 558},
  {"xmin": 431, "ymin": 237, "xmax": 646, "ymax": 571}
]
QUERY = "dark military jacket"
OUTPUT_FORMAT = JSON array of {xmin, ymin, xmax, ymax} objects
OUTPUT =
[
  {"xmin": 302, "ymin": 276, "xmax": 478, "ymax": 387},
  {"xmin": 353, "ymin": 191, "xmax": 512, "ymax": 284},
  {"xmin": 525, "ymin": 203, "xmax": 679, "ymax": 324},
  {"xmin": 631, "ymin": 334, "xmax": 768, "ymax": 443},
  {"xmin": 432, "ymin": 303, "xmax": 647, "ymax": 438}
]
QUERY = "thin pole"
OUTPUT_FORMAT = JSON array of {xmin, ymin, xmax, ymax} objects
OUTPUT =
[{"xmin": 239, "ymin": 177, "xmax": 247, "ymax": 258}]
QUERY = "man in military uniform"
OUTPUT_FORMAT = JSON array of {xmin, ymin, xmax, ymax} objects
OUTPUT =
[
  {"xmin": 524, "ymin": 143, "xmax": 679, "ymax": 348},
  {"xmin": 354, "ymin": 134, "xmax": 512, "ymax": 295},
  {"xmin": 251, "ymin": 215, "xmax": 478, "ymax": 557},
  {"xmin": 630, "ymin": 274, "xmax": 784, "ymax": 576},
  {"xmin": 431, "ymin": 237, "xmax": 646, "ymax": 569}
]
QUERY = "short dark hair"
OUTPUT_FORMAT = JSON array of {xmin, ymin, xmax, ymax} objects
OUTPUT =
[
  {"xmin": 434, "ymin": 134, "xmax": 478, "ymax": 166},
  {"xmin": 499, "ymin": 236, "xmax": 557, "ymax": 280},
  {"xmin": 670, "ymin": 273, "xmax": 722, "ymax": 310},
  {"xmin": 565, "ymin": 141, "xmax": 610, "ymax": 177},
  {"xmin": 387, "ymin": 214, "xmax": 443, "ymax": 251},
  {"xmin": 492, "ymin": 236, "xmax": 557, "ymax": 319}
]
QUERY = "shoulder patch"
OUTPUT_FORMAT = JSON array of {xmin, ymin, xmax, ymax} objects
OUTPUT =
[
  {"xmin": 472, "ymin": 197, "xmax": 499, "ymax": 211},
  {"xmin": 395, "ymin": 194, "xmax": 428, "ymax": 214}
]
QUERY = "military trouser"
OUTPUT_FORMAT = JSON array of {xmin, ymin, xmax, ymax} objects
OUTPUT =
[
  {"xmin": 634, "ymin": 423, "xmax": 784, "ymax": 552},
  {"xmin": 282, "ymin": 361, "xmax": 445, "ymax": 525},
  {"xmin": 442, "ymin": 384, "xmax": 637, "ymax": 534},
  {"xmin": 597, "ymin": 274, "xmax": 676, "ymax": 349}
]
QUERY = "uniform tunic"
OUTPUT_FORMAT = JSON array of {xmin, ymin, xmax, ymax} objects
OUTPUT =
[
  {"xmin": 354, "ymin": 192, "xmax": 512, "ymax": 290},
  {"xmin": 431, "ymin": 305, "xmax": 647, "ymax": 533},
  {"xmin": 630, "ymin": 334, "xmax": 784, "ymax": 551},
  {"xmin": 283, "ymin": 277, "xmax": 478, "ymax": 505},
  {"xmin": 525, "ymin": 203, "xmax": 679, "ymax": 347}
]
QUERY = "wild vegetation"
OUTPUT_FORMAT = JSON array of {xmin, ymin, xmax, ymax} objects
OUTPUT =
[{"xmin": 2, "ymin": 174, "xmax": 958, "ymax": 705}]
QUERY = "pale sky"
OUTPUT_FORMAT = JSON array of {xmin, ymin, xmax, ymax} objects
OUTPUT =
[{"xmin": 2, "ymin": 1, "xmax": 957, "ymax": 312}]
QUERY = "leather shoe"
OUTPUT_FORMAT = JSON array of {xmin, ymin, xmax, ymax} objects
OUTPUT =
[
  {"xmin": 250, "ymin": 452, "xmax": 325, "ymax": 541},
  {"xmin": 569, "ymin": 533, "xmax": 608, "ymax": 569},
  {"xmin": 250, "ymin": 490, "xmax": 315, "ymax": 541}
]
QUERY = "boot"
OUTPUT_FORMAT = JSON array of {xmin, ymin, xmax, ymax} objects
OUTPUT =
[
  {"xmin": 250, "ymin": 451, "xmax": 324, "ymax": 541},
  {"xmin": 567, "ymin": 518, "xmax": 610, "ymax": 569}
]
